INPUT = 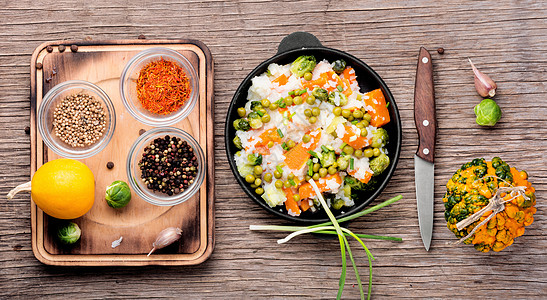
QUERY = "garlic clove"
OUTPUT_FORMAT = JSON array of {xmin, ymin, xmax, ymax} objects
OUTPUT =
[
  {"xmin": 147, "ymin": 227, "xmax": 183, "ymax": 256},
  {"xmin": 469, "ymin": 58, "xmax": 497, "ymax": 98}
]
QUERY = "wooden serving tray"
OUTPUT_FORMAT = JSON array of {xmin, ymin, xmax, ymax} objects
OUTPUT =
[{"xmin": 29, "ymin": 40, "xmax": 214, "ymax": 266}]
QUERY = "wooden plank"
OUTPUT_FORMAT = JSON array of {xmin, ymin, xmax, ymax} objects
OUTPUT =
[
  {"xmin": 29, "ymin": 40, "xmax": 215, "ymax": 265},
  {"xmin": 0, "ymin": 0, "xmax": 546, "ymax": 298}
]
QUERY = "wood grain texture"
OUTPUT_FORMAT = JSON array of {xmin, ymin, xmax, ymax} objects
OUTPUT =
[
  {"xmin": 29, "ymin": 41, "xmax": 215, "ymax": 265},
  {"xmin": 0, "ymin": 0, "xmax": 546, "ymax": 298},
  {"xmin": 414, "ymin": 47, "xmax": 436, "ymax": 162}
]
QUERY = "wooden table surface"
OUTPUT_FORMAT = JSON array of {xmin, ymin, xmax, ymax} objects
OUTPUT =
[{"xmin": 1, "ymin": 1, "xmax": 545, "ymax": 298}]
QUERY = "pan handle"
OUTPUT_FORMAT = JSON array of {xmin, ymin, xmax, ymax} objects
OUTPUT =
[{"xmin": 277, "ymin": 32, "xmax": 323, "ymax": 54}]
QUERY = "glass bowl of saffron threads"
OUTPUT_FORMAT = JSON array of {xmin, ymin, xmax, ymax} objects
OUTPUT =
[{"xmin": 120, "ymin": 47, "xmax": 199, "ymax": 126}]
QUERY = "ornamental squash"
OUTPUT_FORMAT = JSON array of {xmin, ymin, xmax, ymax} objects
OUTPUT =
[{"xmin": 443, "ymin": 157, "xmax": 536, "ymax": 252}]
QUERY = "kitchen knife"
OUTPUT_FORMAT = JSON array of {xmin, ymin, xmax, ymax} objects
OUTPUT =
[{"xmin": 414, "ymin": 47, "xmax": 436, "ymax": 251}]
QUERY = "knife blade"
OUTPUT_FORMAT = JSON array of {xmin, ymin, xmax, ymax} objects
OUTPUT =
[{"xmin": 414, "ymin": 47, "xmax": 436, "ymax": 251}]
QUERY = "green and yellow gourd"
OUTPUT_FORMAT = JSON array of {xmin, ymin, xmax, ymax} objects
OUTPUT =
[{"xmin": 443, "ymin": 157, "xmax": 536, "ymax": 252}]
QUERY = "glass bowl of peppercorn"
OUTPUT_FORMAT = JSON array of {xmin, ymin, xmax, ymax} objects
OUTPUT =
[
  {"xmin": 120, "ymin": 47, "xmax": 199, "ymax": 127},
  {"xmin": 127, "ymin": 127, "xmax": 206, "ymax": 206},
  {"xmin": 37, "ymin": 80, "xmax": 116, "ymax": 159}
]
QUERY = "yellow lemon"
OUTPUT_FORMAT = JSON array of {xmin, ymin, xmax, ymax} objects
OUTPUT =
[{"xmin": 8, "ymin": 159, "xmax": 95, "ymax": 219}]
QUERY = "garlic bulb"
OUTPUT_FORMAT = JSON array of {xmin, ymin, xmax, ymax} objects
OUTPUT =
[
  {"xmin": 469, "ymin": 58, "xmax": 497, "ymax": 98},
  {"xmin": 147, "ymin": 227, "xmax": 182, "ymax": 256}
]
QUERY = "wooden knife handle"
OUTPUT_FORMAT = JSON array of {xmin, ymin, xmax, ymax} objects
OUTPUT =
[{"xmin": 414, "ymin": 47, "xmax": 436, "ymax": 163}]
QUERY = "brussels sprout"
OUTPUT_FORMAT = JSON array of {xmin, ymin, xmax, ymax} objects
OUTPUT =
[
  {"xmin": 247, "ymin": 112, "xmax": 261, "ymax": 120},
  {"xmin": 312, "ymin": 88, "xmax": 328, "ymax": 102},
  {"xmin": 370, "ymin": 153, "xmax": 390, "ymax": 176},
  {"xmin": 250, "ymin": 101, "xmax": 263, "ymax": 111},
  {"xmin": 249, "ymin": 118, "xmax": 263, "ymax": 129},
  {"xmin": 320, "ymin": 149, "xmax": 336, "ymax": 168},
  {"xmin": 233, "ymin": 136, "xmax": 243, "ymax": 149},
  {"xmin": 247, "ymin": 153, "xmax": 263, "ymax": 165},
  {"xmin": 336, "ymin": 154, "xmax": 350, "ymax": 170},
  {"xmin": 57, "ymin": 222, "xmax": 81, "ymax": 245},
  {"xmin": 474, "ymin": 98, "xmax": 501, "ymax": 126},
  {"xmin": 105, "ymin": 180, "xmax": 132, "ymax": 209},
  {"xmin": 332, "ymin": 198, "xmax": 345, "ymax": 210},
  {"xmin": 328, "ymin": 91, "xmax": 348, "ymax": 106},
  {"xmin": 290, "ymin": 55, "xmax": 317, "ymax": 78},
  {"xmin": 332, "ymin": 59, "xmax": 347, "ymax": 74},
  {"xmin": 233, "ymin": 119, "xmax": 251, "ymax": 131},
  {"xmin": 371, "ymin": 128, "xmax": 389, "ymax": 148}
]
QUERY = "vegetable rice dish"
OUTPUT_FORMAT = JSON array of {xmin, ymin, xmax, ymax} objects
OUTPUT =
[{"xmin": 232, "ymin": 55, "xmax": 392, "ymax": 217}]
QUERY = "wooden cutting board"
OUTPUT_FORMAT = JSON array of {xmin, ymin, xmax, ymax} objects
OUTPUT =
[{"xmin": 29, "ymin": 40, "xmax": 214, "ymax": 266}]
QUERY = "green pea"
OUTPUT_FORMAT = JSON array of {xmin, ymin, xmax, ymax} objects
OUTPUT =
[
  {"xmin": 332, "ymin": 162, "xmax": 338, "ymax": 168},
  {"xmin": 269, "ymin": 103, "xmax": 278, "ymax": 110},
  {"xmin": 312, "ymin": 173, "xmax": 320, "ymax": 181},
  {"xmin": 293, "ymin": 194, "xmax": 301, "ymax": 202},
  {"xmin": 267, "ymin": 141, "xmax": 274, "ymax": 148},
  {"xmin": 284, "ymin": 180, "xmax": 292, "ymax": 188},
  {"xmin": 259, "ymin": 108, "xmax": 267, "ymax": 115},
  {"xmin": 245, "ymin": 174, "xmax": 255, "ymax": 183},
  {"xmin": 293, "ymin": 96, "xmax": 303, "ymax": 105},
  {"xmin": 237, "ymin": 107, "xmax": 246, "ymax": 117},
  {"xmin": 304, "ymin": 109, "xmax": 312, "ymax": 117},
  {"xmin": 250, "ymin": 183, "xmax": 258, "ymax": 188},
  {"xmin": 303, "ymin": 72, "xmax": 313, "ymax": 81},
  {"xmin": 313, "ymin": 163, "xmax": 320, "ymax": 172},
  {"xmin": 373, "ymin": 148, "xmax": 381, "ymax": 157},
  {"xmin": 360, "ymin": 128, "xmax": 368, "ymax": 137},
  {"xmin": 311, "ymin": 107, "xmax": 320, "ymax": 117},
  {"xmin": 254, "ymin": 165, "xmax": 263, "ymax": 176},
  {"xmin": 309, "ymin": 116, "xmax": 317, "ymax": 124},
  {"xmin": 342, "ymin": 109, "xmax": 351, "ymax": 118},
  {"xmin": 263, "ymin": 173, "xmax": 273, "ymax": 183},
  {"xmin": 287, "ymin": 173, "xmax": 295, "ymax": 180},
  {"xmin": 371, "ymin": 139, "xmax": 382, "ymax": 148},
  {"xmin": 328, "ymin": 166, "xmax": 337, "ymax": 175},
  {"xmin": 302, "ymin": 134, "xmax": 311, "ymax": 143},
  {"xmin": 343, "ymin": 145, "xmax": 354, "ymax": 155},
  {"xmin": 352, "ymin": 110, "xmax": 363, "ymax": 119},
  {"xmin": 284, "ymin": 97, "xmax": 293, "ymax": 106},
  {"xmin": 255, "ymin": 187, "xmax": 264, "ymax": 195},
  {"xmin": 275, "ymin": 180, "xmax": 284, "ymax": 189},
  {"xmin": 287, "ymin": 140, "xmax": 296, "ymax": 149},
  {"xmin": 354, "ymin": 149, "xmax": 363, "ymax": 158},
  {"xmin": 356, "ymin": 122, "xmax": 364, "ymax": 129},
  {"xmin": 360, "ymin": 120, "xmax": 369, "ymax": 127},
  {"xmin": 274, "ymin": 170, "xmax": 282, "ymax": 179},
  {"xmin": 306, "ymin": 96, "xmax": 316, "ymax": 105},
  {"xmin": 261, "ymin": 99, "xmax": 271, "ymax": 107},
  {"xmin": 347, "ymin": 116, "xmax": 354, "ymax": 122},
  {"xmin": 361, "ymin": 107, "xmax": 367, "ymax": 113},
  {"xmin": 261, "ymin": 114, "xmax": 271, "ymax": 123},
  {"xmin": 254, "ymin": 178, "xmax": 262, "ymax": 186},
  {"xmin": 305, "ymin": 175, "xmax": 312, "ymax": 181},
  {"xmin": 319, "ymin": 168, "xmax": 328, "ymax": 178},
  {"xmin": 363, "ymin": 113, "xmax": 372, "ymax": 122},
  {"xmin": 333, "ymin": 107, "xmax": 342, "ymax": 116},
  {"xmin": 364, "ymin": 148, "xmax": 374, "ymax": 158}
]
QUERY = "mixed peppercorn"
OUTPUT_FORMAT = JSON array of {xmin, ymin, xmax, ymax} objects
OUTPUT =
[{"xmin": 138, "ymin": 135, "xmax": 198, "ymax": 196}]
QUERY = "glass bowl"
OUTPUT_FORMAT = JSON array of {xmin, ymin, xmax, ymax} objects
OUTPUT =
[
  {"xmin": 120, "ymin": 47, "xmax": 199, "ymax": 126},
  {"xmin": 127, "ymin": 127, "xmax": 206, "ymax": 206},
  {"xmin": 37, "ymin": 80, "xmax": 116, "ymax": 159}
]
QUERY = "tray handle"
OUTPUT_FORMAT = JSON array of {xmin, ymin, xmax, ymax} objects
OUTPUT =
[{"xmin": 277, "ymin": 32, "xmax": 323, "ymax": 54}]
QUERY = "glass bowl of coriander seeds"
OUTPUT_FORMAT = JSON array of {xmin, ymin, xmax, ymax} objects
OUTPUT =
[
  {"xmin": 37, "ymin": 80, "xmax": 116, "ymax": 159},
  {"xmin": 120, "ymin": 47, "xmax": 199, "ymax": 127},
  {"xmin": 126, "ymin": 127, "xmax": 206, "ymax": 206}
]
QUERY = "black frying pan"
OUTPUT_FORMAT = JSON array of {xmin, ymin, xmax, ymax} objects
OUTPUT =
[{"xmin": 225, "ymin": 32, "xmax": 402, "ymax": 223}]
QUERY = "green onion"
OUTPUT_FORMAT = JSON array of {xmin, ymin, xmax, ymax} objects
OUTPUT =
[
  {"xmin": 256, "ymin": 110, "xmax": 264, "ymax": 117},
  {"xmin": 308, "ymin": 164, "xmax": 313, "ymax": 176},
  {"xmin": 281, "ymin": 142, "xmax": 289, "ymax": 151},
  {"xmin": 339, "ymin": 142, "xmax": 347, "ymax": 149},
  {"xmin": 288, "ymin": 91, "xmax": 295, "ymax": 96},
  {"xmin": 321, "ymin": 145, "xmax": 330, "ymax": 153},
  {"xmin": 337, "ymin": 85, "xmax": 343, "ymax": 92},
  {"xmin": 276, "ymin": 165, "xmax": 283, "ymax": 174},
  {"xmin": 277, "ymin": 129, "xmax": 284, "ymax": 138},
  {"xmin": 386, "ymin": 102, "xmax": 390, "ymax": 108},
  {"xmin": 288, "ymin": 179, "xmax": 296, "ymax": 186},
  {"xmin": 298, "ymin": 88, "xmax": 307, "ymax": 95},
  {"xmin": 351, "ymin": 120, "xmax": 359, "ymax": 125},
  {"xmin": 308, "ymin": 150, "xmax": 319, "ymax": 158},
  {"xmin": 350, "ymin": 158, "xmax": 355, "ymax": 170}
]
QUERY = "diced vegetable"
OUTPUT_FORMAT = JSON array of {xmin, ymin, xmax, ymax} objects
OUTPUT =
[
  {"xmin": 283, "ymin": 188, "xmax": 301, "ymax": 216},
  {"xmin": 272, "ymin": 74, "xmax": 288, "ymax": 86},
  {"xmin": 363, "ymin": 89, "xmax": 390, "ymax": 127},
  {"xmin": 284, "ymin": 143, "xmax": 311, "ymax": 170},
  {"xmin": 298, "ymin": 174, "xmax": 342, "ymax": 199},
  {"xmin": 290, "ymin": 55, "xmax": 317, "ymax": 78},
  {"xmin": 340, "ymin": 125, "xmax": 370, "ymax": 149}
]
